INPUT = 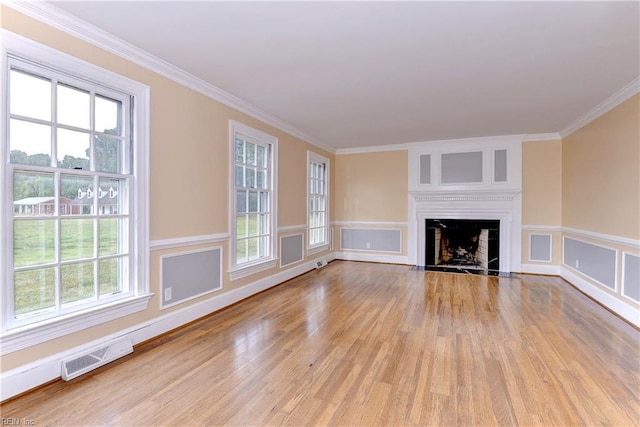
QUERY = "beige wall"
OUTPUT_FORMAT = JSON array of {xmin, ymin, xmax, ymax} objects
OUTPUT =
[
  {"xmin": 562, "ymin": 95, "xmax": 640, "ymax": 239},
  {"xmin": 522, "ymin": 139, "xmax": 562, "ymax": 226},
  {"xmin": 334, "ymin": 151, "xmax": 407, "ymax": 222},
  {"xmin": 1, "ymin": 7, "xmax": 334, "ymax": 373}
]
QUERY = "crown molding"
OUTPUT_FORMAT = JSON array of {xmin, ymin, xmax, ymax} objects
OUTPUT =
[
  {"xmin": 560, "ymin": 76, "xmax": 640, "ymax": 138},
  {"xmin": 336, "ymin": 134, "xmax": 526, "ymax": 155},
  {"xmin": 335, "ymin": 143, "xmax": 412, "ymax": 155},
  {"xmin": 4, "ymin": 0, "xmax": 335, "ymax": 154},
  {"xmin": 523, "ymin": 133, "xmax": 561, "ymax": 142}
]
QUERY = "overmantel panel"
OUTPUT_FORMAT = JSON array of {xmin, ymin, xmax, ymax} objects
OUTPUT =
[{"xmin": 408, "ymin": 135, "xmax": 523, "ymax": 193}]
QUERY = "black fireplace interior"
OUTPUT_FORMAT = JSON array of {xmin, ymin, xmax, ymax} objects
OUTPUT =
[{"xmin": 425, "ymin": 219, "xmax": 500, "ymax": 274}]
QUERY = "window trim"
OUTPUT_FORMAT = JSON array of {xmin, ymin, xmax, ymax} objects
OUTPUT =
[
  {"xmin": 0, "ymin": 30, "xmax": 151, "ymax": 355},
  {"xmin": 228, "ymin": 120, "xmax": 278, "ymax": 281},
  {"xmin": 307, "ymin": 151, "xmax": 330, "ymax": 254}
]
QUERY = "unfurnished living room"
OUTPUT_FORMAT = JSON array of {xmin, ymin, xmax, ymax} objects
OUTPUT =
[{"xmin": 0, "ymin": 1, "xmax": 639, "ymax": 425}]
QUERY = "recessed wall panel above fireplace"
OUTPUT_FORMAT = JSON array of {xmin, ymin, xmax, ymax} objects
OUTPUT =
[{"xmin": 408, "ymin": 135, "xmax": 522, "ymax": 192}]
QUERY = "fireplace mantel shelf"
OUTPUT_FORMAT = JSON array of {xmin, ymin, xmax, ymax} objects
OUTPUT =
[{"xmin": 409, "ymin": 189, "xmax": 521, "ymax": 202}]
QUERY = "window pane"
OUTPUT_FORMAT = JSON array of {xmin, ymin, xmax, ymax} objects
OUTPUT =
[
  {"xmin": 235, "ymin": 139, "xmax": 244, "ymax": 163},
  {"xmin": 256, "ymin": 169, "xmax": 264, "ymax": 189},
  {"xmin": 236, "ymin": 239, "xmax": 247, "ymax": 264},
  {"xmin": 261, "ymin": 236, "xmax": 270, "ymax": 257},
  {"xmin": 99, "ymin": 257, "xmax": 126, "ymax": 296},
  {"xmin": 248, "ymin": 214, "xmax": 258, "ymax": 237},
  {"xmin": 9, "ymin": 119, "xmax": 51, "ymax": 166},
  {"xmin": 259, "ymin": 192, "xmax": 269, "ymax": 213},
  {"xmin": 14, "ymin": 268, "xmax": 56, "ymax": 316},
  {"xmin": 259, "ymin": 214, "xmax": 269, "ymax": 235},
  {"xmin": 236, "ymin": 190, "xmax": 247, "ymax": 213},
  {"xmin": 57, "ymin": 128, "xmax": 90, "ymax": 170},
  {"xmin": 256, "ymin": 145, "xmax": 266, "ymax": 168},
  {"xmin": 95, "ymin": 135, "xmax": 122, "ymax": 174},
  {"xmin": 61, "ymin": 175, "xmax": 94, "ymax": 215},
  {"xmin": 248, "ymin": 237, "xmax": 259, "ymax": 260},
  {"xmin": 14, "ymin": 220, "xmax": 56, "ymax": 267},
  {"xmin": 57, "ymin": 83, "xmax": 90, "ymax": 129},
  {"xmin": 13, "ymin": 171, "xmax": 55, "ymax": 216},
  {"xmin": 318, "ymin": 196, "xmax": 326, "ymax": 212},
  {"xmin": 61, "ymin": 219, "xmax": 95, "ymax": 261},
  {"xmin": 61, "ymin": 262, "xmax": 95, "ymax": 305},
  {"xmin": 246, "ymin": 143, "xmax": 255, "ymax": 166},
  {"xmin": 248, "ymin": 191, "xmax": 258, "ymax": 213},
  {"xmin": 235, "ymin": 165, "xmax": 244, "ymax": 187},
  {"xmin": 246, "ymin": 167, "xmax": 256, "ymax": 188},
  {"xmin": 236, "ymin": 215, "xmax": 248, "ymax": 238},
  {"xmin": 10, "ymin": 70, "xmax": 51, "ymax": 121},
  {"xmin": 98, "ymin": 178, "xmax": 123, "ymax": 215},
  {"xmin": 99, "ymin": 218, "xmax": 126, "ymax": 256},
  {"xmin": 95, "ymin": 96, "xmax": 121, "ymax": 135}
]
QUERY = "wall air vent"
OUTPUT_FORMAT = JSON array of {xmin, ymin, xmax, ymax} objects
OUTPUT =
[{"xmin": 61, "ymin": 336, "xmax": 133, "ymax": 381}]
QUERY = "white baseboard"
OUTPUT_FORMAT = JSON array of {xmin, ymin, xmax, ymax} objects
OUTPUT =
[
  {"xmin": 335, "ymin": 251, "xmax": 409, "ymax": 265},
  {"xmin": 561, "ymin": 267, "xmax": 640, "ymax": 328},
  {"xmin": 520, "ymin": 264, "xmax": 561, "ymax": 276},
  {"xmin": 0, "ymin": 253, "xmax": 335, "ymax": 402}
]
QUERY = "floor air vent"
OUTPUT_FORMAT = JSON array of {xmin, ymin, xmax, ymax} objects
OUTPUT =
[{"xmin": 61, "ymin": 337, "xmax": 133, "ymax": 381}]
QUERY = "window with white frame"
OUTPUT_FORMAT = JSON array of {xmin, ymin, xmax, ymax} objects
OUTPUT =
[
  {"xmin": 1, "ymin": 33, "xmax": 150, "ymax": 348},
  {"xmin": 230, "ymin": 121, "xmax": 277, "ymax": 278},
  {"xmin": 308, "ymin": 152, "xmax": 329, "ymax": 249}
]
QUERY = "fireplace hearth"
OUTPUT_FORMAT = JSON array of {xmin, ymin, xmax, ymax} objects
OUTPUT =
[{"xmin": 425, "ymin": 219, "xmax": 500, "ymax": 273}]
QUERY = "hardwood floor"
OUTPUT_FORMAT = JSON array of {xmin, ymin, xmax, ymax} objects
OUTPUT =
[{"xmin": 2, "ymin": 261, "xmax": 639, "ymax": 426}]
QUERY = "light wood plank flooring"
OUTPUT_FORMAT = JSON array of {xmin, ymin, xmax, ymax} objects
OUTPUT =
[{"xmin": 2, "ymin": 261, "xmax": 639, "ymax": 426}]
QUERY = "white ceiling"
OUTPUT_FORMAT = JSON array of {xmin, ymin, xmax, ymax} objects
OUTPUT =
[{"xmin": 47, "ymin": 1, "xmax": 639, "ymax": 150}]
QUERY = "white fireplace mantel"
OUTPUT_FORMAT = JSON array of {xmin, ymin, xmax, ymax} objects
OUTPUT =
[
  {"xmin": 407, "ymin": 136, "xmax": 523, "ymax": 272},
  {"xmin": 408, "ymin": 190, "xmax": 522, "ymax": 272}
]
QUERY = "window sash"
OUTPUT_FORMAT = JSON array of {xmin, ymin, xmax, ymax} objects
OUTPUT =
[
  {"xmin": 232, "ymin": 132, "xmax": 275, "ymax": 268},
  {"xmin": 5, "ymin": 58, "xmax": 135, "ymax": 328},
  {"xmin": 308, "ymin": 155, "xmax": 329, "ymax": 248}
]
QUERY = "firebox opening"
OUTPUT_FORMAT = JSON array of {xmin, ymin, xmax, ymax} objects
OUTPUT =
[{"xmin": 425, "ymin": 219, "xmax": 500, "ymax": 272}]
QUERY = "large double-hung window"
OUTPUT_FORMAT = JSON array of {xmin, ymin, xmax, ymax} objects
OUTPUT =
[
  {"xmin": 230, "ymin": 121, "xmax": 277, "ymax": 280},
  {"xmin": 1, "ymin": 33, "xmax": 150, "ymax": 350},
  {"xmin": 307, "ymin": 152, "xmax": 329, "ymax": 252}
]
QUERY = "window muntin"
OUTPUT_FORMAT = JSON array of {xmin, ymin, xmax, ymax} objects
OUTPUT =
[
  {"xmin": 308, "ymin": 153, "xmax": 329, "ymax": 248},
  {"xmin": 6, "ymin": 58, "xmax": 133, "ymax": 327}
]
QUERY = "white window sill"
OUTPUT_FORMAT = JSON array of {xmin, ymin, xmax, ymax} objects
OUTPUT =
[
  {"xmin": 307, "ymin": 243, "xmax": 330, "ymax": 256},
  {"xmin": 0, "ymin": 293, "xmax": 153, "ymax": 355},
  {"xmin": 229, "ymin": 258, "xmax": 278, "ymax": 281}
]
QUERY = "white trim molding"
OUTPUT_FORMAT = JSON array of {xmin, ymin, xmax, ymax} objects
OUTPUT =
[
  {"xmin": 150, "ymin": 233, "xmax": 230, "ymax": 250},
  {"xmin": 562, "ymin": 227, "xmax": 640, "ymax": 249},
  {"xmin": 0, "ymin": 253, "xmax": 335, "ymax": 401},
  {"xmin": 561, "ymin": 76, "xmax": 640, "ymax": 138},
  {"xmin": 3, "ymin": 1, "xmax": 334, "ymax": 154},
  {"xmin": 561, "ymin": 267, "xmax": 640, "ymax": 328},
  {"xmin": 523, "ymin": 133, "xmax": 562, "ymax": 142},
  {"xmin": 409, "ymin": 190, "xmax": 521, "ymax": 203}
]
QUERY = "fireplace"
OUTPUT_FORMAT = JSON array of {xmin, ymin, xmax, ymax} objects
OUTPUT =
[{"xmin": 425, "ymin": 219, "xmax": 500, "ymax": 272}]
